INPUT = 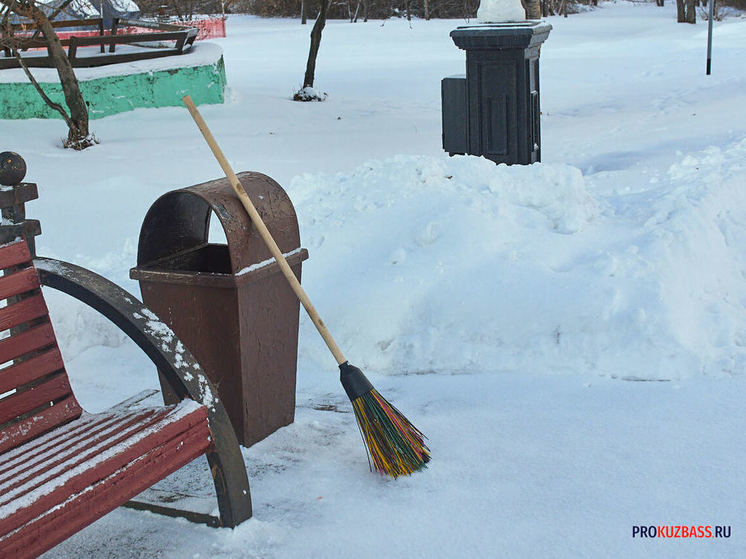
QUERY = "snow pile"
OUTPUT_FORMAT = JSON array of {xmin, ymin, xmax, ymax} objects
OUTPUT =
[
  {"xmin": 293, "ymin": 86, "xmax": 328, "ymax": 102},
  {"xmin": 477, "ymin": 0, "xmax": 527, "ymax": 23},
  {"xmin": 289, "ymin": 142, "xmax": 746, "ymax": 380},
  {"xmin": 650, "ymin": 140, "xmax": 746, "ymax": 374},
  {"xmin": 45, "ymin": 290, "xmax": 128, "ymax": 359}
]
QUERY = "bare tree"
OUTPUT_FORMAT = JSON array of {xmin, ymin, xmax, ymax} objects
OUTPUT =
[
  {"xmin": 1, "ymin": 0, "xmax": 95, "ymax": 149},
  {"xmin": 676, "ymin": 0, "xmax": 696, "ymax": 22},
  {"xmin": 524, "ymin": 0, "xmax": 540, "ymax": 18},
  {"xmin": 349, "ymin": 0, "xmax": 361, "ymax": 22},
  {"xmin": 294, "ymin": 0, "xmax": 329, "ymax": 100}
]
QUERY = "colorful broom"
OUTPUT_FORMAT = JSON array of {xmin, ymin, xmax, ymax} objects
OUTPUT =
[{"xmin": 182, "ymin": 96, "xmax": 429, "ymax": 477}]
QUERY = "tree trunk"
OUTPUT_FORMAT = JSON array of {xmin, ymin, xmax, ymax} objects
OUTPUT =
[
  {"xmin": 424, "ymin": 0, "xmax": 430, "ymax": 20},
  {"xmin": 301, "ymin": 0, "xmax": 307, "ymax": 24},
  {"xmin": 677, "ymin": 0, "xmax": 696, "ymax": 22},
  {"xmin": 525, "ymin": 0, "xmax": 541, "ymax": 19},
  {"xmin": 7, "ymin": 1, "xmax": 93, "ymax": 149},
  {"xmin": 37, "ymin": 16, "xmax": 90, "ymax": 146},
  {"xmin": 685, "ymin": 0, "xmax": 696, "ymax": 22},
  {"xmin": 303, "ymin": 0, "xmax": 329, "ymax": 89}
]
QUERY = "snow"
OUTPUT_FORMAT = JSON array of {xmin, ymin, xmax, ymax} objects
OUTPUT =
[
  {"xmin": 36, "ymin": 0, "xmax": 141, "ymax": 18},
  {"xmin": 293, "ymin": 86, "xmax": 328, "ymax": 102},
  {"xmin": 0, "ymin": 1, "xmax": 744, "ymax": 557},
  {"xmin": 36, "ymin": 0, "xmax": 100, "ymax": 18},
  {"xmin": 0, "ymin": 43, "xmax": 221, "ymax": 83},
  {"xmin": 477, "ymin": 0, "xmax": 527, "ymax": 23},
  {"xmin": 236, "ymin": 247, "xmax": 304, "ymax": 275}
]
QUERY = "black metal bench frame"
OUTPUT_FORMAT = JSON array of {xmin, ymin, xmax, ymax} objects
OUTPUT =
[{"xmin": 33, "ymin": 256, "xmax": 253, "ymax": 527}]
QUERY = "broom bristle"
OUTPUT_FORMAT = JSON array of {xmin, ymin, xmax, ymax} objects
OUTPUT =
[
  {"xmin": 350, "ymin": 389, "xmax": 430, "ymax": 478},
  {"xmin": 340, "ymin": 361, "xmax": 429, "ymax": 477}
]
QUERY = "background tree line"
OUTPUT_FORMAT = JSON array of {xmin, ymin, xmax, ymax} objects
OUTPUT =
[
  {"xmin": 136, "ymin": 0, "xmax": 744, "ymax": 22},
  {"xmin": 136, "ymin": 0, "xmax": 601, "ymax": 20}
]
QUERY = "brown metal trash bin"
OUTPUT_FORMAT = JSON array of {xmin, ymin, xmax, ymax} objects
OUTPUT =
[{"xmin": 130, "ymin": 172, "xmax": 309, "ymax": 447}]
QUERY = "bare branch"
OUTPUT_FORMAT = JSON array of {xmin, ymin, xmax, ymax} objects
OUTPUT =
[
  {"xmin": 13, "ymin": 48, "xmax": 74, "ymax": 126},
  {"xmin": 1, "ymin": 0, "xmax": 19, "ymax": 28},
  {"xmin": 47, "ymin": 0, "xmax": 78, "ymax": 22},
  {"xmin": 27, "ymin": 0, "xmax": 77, "ymax": 41}
]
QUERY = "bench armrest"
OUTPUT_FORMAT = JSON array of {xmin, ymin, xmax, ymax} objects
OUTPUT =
[{"xmin": 34, "ymin": 257, "xmax": 252, "ymax": 527}]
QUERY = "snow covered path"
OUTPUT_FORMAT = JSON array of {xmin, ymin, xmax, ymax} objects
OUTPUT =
[
  {"xmin": 0, "ymin": 1, "xmax": 743, "ymax": 557},
  {"xmin": 42, "ymin": 371, "xmax": 746, "ymax": 558}
]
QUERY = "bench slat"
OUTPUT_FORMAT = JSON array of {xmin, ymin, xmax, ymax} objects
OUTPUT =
[
  {"xmin": 0, "ymin": 396, "xmax": 82, "ymax": 455},
  {"xmin": 0, "ymin": 407, "xmax": 188, "ymax": 503},
  {"xmin": 0, "ymin": 322, "xmax": 56, "ymax": 365},
  {"xmin": 0, "ymin": 409, "xmax": 160, "ymax": 494},
  {"xmin": 0, "ymin": 373, "xmax": 73, "ymax": 426},
  {"xmin": 10, "ymin": 17, "xmax": 103, "ymax": 31},
  {"xmin": 0, "ymin": 403, "xmax": 208, "ymax": 537},
  {"xmin": 0, "ymin": 411, "xmax": 105, "ymax": 473},
  {"xmin": 0, "ymin": 294, "xmax": 48, "ymax": 332},
  {"xmin": 68, "ymin": 30, "xmax": 188, "ymax": 47},
  {"xmin": 0, "ymin": 346, "xmax": 64, "ymax": 395},
  {"xmin": 0, "ymin": 267, "xmax": 39, "ymax": 300},
  {"xmin": 0, "ymin": 241, "xmax": 32, "ymax": 271},
  {"xmin": 0, "ymin": 414, "xmax": 210, "ymax": 559}
]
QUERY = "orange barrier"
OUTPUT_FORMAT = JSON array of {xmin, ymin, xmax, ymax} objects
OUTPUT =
[
  {"xmin": 174, "ymin": 17, "xmax": 226, "ymax": 40},
  {"xmin": 13, "ymin": 17, "xmax": 226, "ymax": 46}
]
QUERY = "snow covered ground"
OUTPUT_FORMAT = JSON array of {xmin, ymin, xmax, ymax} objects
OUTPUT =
[{"xmin": 1, "ymin": 1, "xmax": 745, "ymax": 557}]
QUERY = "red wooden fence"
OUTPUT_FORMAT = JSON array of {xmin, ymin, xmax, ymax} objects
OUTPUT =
[{"xmin": 12, "ymin": 16, "xmax": 226, "ymax": 50}]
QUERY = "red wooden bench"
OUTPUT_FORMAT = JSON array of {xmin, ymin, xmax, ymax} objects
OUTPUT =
[{"xmin": 0, "ymin": 239, "xmax": 252, "ymax": 558}]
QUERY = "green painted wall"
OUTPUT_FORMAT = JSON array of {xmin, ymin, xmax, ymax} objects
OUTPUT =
[{"xmin": 0, "ymin": 57, "xmax": 226, "ymax": 120}]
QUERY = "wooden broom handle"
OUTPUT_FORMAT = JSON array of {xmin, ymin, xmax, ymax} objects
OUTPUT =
[{"xmin": 182, "ymin": 96, "xmax": 347, "ymax": 366}]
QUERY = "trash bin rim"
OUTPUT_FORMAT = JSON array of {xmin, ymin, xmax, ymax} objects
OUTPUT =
[
  {"xmin": 130, "ymin": 247, "xmax": 309, "ymax": 288},
  {"xmin": 135, "ymin": 172, "xmax": 302, "ymax": 276}
]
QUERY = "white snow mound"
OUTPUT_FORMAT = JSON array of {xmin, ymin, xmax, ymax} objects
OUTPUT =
[{"xmin": 290, "ymin": 145, "xmax": 746, "ymax": 380}]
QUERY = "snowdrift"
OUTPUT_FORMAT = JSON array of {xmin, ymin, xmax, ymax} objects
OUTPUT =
[{"xmin": 290, "ymin": 140, "xmax": 746, "ymax": 380}]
